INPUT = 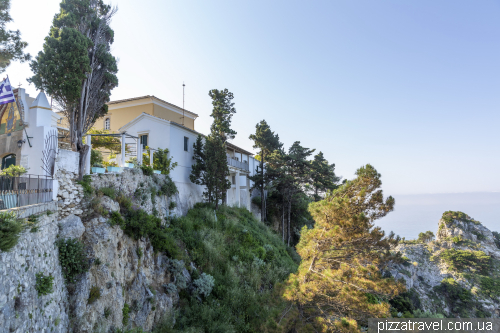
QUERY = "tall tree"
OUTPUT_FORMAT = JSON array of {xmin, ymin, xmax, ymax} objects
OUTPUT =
[
  {"xmin": 284, "ymin": 164, "xmax": 404, "ymax": 332},
  {"xmin": 190, "ymin": 89, "xmax": 236, "ymax": 209},
  {"xmin": 283, "ymin": 142, "xmax": 314, "ymax": 246},
  {"xmin": 309, "ymin": 151, "xmax": 340, "ymax": 201},
  {"xmin": 208, "ymin": 88, "xmax": 236, "ymax": 143},
  {"xmin": 29, "ymin": 0, "xmax": 118, "ymax": 179},
  {"xmin": 249, "ymin": 120, "xmax": 282, "ymax": 222},
  {"xmin": 190, "ymin": 135, "xmax": 213, "ymax": 203},
  {"xmin": 0, "ymin": 0, "xmax": 30, "ymax": 72}
]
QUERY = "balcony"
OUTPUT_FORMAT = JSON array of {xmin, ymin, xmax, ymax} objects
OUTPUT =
[{"xmin": 227, "ymin": 157, "xmax": 249, "ymax": 172}]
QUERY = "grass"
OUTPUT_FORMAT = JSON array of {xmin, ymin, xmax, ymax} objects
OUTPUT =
[
  {"xmin": 109, "ymin": 197, "xmax": 298, "ymax": 333},
  {"xmin": 165, "ymin": 203, "xmax": 299, "ymax": 333},
  {"xmin": 98, "ymin": 186, "xmax": 116, "ymax": 200}
]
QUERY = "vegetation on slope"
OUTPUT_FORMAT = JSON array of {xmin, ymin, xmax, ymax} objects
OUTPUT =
[{"xmin": 111, "ymin": 195, "xmax": 299, "ymax": 333}]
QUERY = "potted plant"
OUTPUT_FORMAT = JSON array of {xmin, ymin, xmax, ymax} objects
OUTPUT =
[
  {"xmin": 124, "ymin": 158, "xmax": 137, "ymax": 169},
  {"xmin": 104, "ymin": 161, "xmax": 122, "ymax": 173},
  {"xmin": 91, "ymin": 163, "xmax": 105, "ymax": 174}
]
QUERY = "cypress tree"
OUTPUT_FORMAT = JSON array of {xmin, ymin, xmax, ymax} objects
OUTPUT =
[
  {"xmin": 284, "ymin": 164, "xmax": 404, "ymax": 331},
  {"xmin": 29, "ymin": 0, "xmax": 118, "ymax": 179}
]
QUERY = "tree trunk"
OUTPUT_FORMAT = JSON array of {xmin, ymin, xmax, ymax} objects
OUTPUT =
[
  {"xmin": 282, "ymin": 197, "xmax": 285, "ymax": 242},
  {"xmin": 260, "ymin": 155, "xmax": 265, "ymax": 222},
  {"xmin": 78, "ymin": 144, "xmax": 90, "ymax": 180},
  {"xmin": 287, "ymin": 200, "xmax": 291, "ymax": 246}
]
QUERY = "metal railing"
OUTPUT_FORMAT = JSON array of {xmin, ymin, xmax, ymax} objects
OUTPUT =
[
  {"xmin": 0, "ymin": 175, "xmax": 53, "ymax": 210},
  {"xmin": 227, "ymin": 157, "xmax": 249, "ymax": 172}
]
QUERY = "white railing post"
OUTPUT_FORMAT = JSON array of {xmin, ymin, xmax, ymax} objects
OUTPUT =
[
  {"xmin": 137, "ymin": 140, "xmax": 143, "ymax": 166},
  {"xmin": 86, "ymin": 134, "xmax": 92, "ymax": 175},
  {"xmin": 121, "ymin": 133, "xmax": 126, "ymax": 167}
]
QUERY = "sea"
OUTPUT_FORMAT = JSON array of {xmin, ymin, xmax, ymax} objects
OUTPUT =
[{"xmin": 375, "ymin": 192, "xmax": 500, "ymax": 240}]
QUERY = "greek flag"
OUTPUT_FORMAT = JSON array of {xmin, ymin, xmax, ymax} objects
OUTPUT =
[{"xmin": 0, "ymin": 77, "xmax": 15, "ymax": 105}]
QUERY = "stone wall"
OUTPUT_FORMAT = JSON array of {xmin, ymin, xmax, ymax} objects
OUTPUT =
[
  {"xmin": 55, "ymin": 170, "xmax": 84, "ymax": 219},
  {"xmin": 0, "ymin": 212, "xmax": 70, "ymax": 333},
  {"xmin": 5, "ymin": 201, "xmax": 58, "ymax": 219}
]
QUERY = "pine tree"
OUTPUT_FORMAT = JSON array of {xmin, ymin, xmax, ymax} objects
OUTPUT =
[
  {"xmin": 310, "ymin": 151, "xmax": 340, "ymax": 201},
  {"xmin": 284, "ymin": 164, "xmax": 404, "ymax": 332},
  {"xmin": 249, "ymin": 120, "xmax": 282, "ymax": 222},
  {"xmin": 282, "ymin": 142, "xmax": 314, "ymax": 246}
]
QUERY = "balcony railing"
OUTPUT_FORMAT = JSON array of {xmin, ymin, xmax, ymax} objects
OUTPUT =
[
  {"xmin": 227, "ymin": 157, "xmax": 249, "ymax": 172},
  {"xmin": 0, "ymin": 175, "xmax": 53, "ymax": 210}
]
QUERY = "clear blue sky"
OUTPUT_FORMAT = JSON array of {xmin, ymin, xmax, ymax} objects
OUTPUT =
[{"xmin": 9, "ymin": 0, "xmax": 500, "ymax": 195}]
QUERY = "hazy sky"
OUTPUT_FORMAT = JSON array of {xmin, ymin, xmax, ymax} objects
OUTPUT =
[{"xmin": 8, "ymin": 0, "xmax": 500, "ymax": 195}]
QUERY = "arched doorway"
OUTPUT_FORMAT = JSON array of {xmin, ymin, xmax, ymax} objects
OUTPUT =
[{"xmin": 1, "ymin": 154, "xmax": 16, "ymax": 170}]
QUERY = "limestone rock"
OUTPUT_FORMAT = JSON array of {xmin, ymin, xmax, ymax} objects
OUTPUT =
[
  {"xmin": 58, "ymin": 214, "xmax": 85, "ymax": 239},
  {"xmin": 100, "ymin": 196, "xmax": 120, "ymax": 213}
]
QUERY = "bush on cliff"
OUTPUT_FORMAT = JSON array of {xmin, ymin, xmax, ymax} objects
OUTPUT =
[{"xmin": 0, "ymin": 212, "xmax": 24, "ymax": 252}]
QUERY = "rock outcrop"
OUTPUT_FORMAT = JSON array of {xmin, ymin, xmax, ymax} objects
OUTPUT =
[
  {"xmin": 70, "ymin": 215, "xmax": 178, "ymax": 332},
  {"xmin": 391, "ymin": 213, "xmax": 500, "ymax": 318}
]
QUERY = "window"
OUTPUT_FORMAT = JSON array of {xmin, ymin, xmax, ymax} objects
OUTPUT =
[
  {"xmin": 1, "ymin": 154, "xmax": 16, "ymax": 170},
  {"xmin": 104, "ymin": 118, "xmax": 110, "ymax": 130},
  {"xmin": 140, "ymin": 135, "xmax": 148, "ymax": 150},
  {"xmin": 184, "ymin": 137, "xmax": 189, "ymax": 152},
  {"xmin": 232, "ymin": 175, "xmax": 236, "ymax": 184}
]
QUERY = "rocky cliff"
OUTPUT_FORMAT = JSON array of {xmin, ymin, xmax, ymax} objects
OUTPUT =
[{"xmin": 390, "ymin": 211, "xmax": 500, "ymax": 318}]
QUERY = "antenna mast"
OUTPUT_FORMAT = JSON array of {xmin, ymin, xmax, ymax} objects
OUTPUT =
[{"xmin": 182, "ymin": 82, "xmax": 185, "ymax": 126}]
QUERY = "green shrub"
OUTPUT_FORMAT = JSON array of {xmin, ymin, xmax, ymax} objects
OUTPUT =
[
  {"xmin": 90, "ymin": 149, "xmax": 104, "ymax": 169},
  {"xmin": 0, "ymin": 212, "xmax": 24, "ymax": 252},
  {"xmin": 27, "ymin": 214, "xmax": 40, "ymax": 233},
  {"xmin": 116, "ymin": 193, "xmax": 132, "ymax": 210},
  {"xmin": 152, "ymin": 148, "xmax": 178, "ymax": 175},
  {"xmin": 141, "ymin": 165, "xmax": 154, "ymax": 176},
  {"xmin": 479, "ymin": 276, "xmax": 500, "ymax": 298},
  {"xmin": 99, "ymin": 187, "xmax": 116, "ymax": 199},
  {"xmin": 492, "ymin": 231, "xmax": 500, "ymax": 249},
  {"xmin": 109, "ymin": 211, "xmax": 125, "ymax": 228},
  {"xmin": 193, "ymin": 273, "xmax": 215, "ymax": 297},
  {"xmin": 433, "ymin": 278, "xmax": 477, "ymax": 317},
  {"xmin": 136, "ymin": 246, "xmax": 143, "ymax": 259},
  {"xmin": 35, "ymin": 273, "xmax": 54, "ymax": 296},
  {"xmin": 440, "ymin": 249, "xmax": 490, "ymax": 274},
  {"xmin": 122, "ymin": 303, "xmax": 130, "ymax": 325},
  {"xmin": 442, "ymin": 211, "xmax": 480, "ymax": 225},
  {"xmin": 88, "ymin": 286, "xmax": 100, "ymax": 304},
  {"xmin": 160, "ymin": 176, "xmax": 178, "ymax": 197},
  {"xmin": 56, "ymin": 238, "xmax": 89, "ymax": 283},
  {"xmin": 77, "ymin": 175, "xmax": 93, "ymax": 197},
  {"xmin": 390, "ymin": 288, "xmax": 421, "ymax": 315}
]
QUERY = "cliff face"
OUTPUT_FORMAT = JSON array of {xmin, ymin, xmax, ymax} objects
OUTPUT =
[
  {"xmin": 69, "ymin": 215, "xmax": 178, "ymax": 332},
  {"xmin": 391, "ymin": 212, "xmax": 500, "ymax": 318}
]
